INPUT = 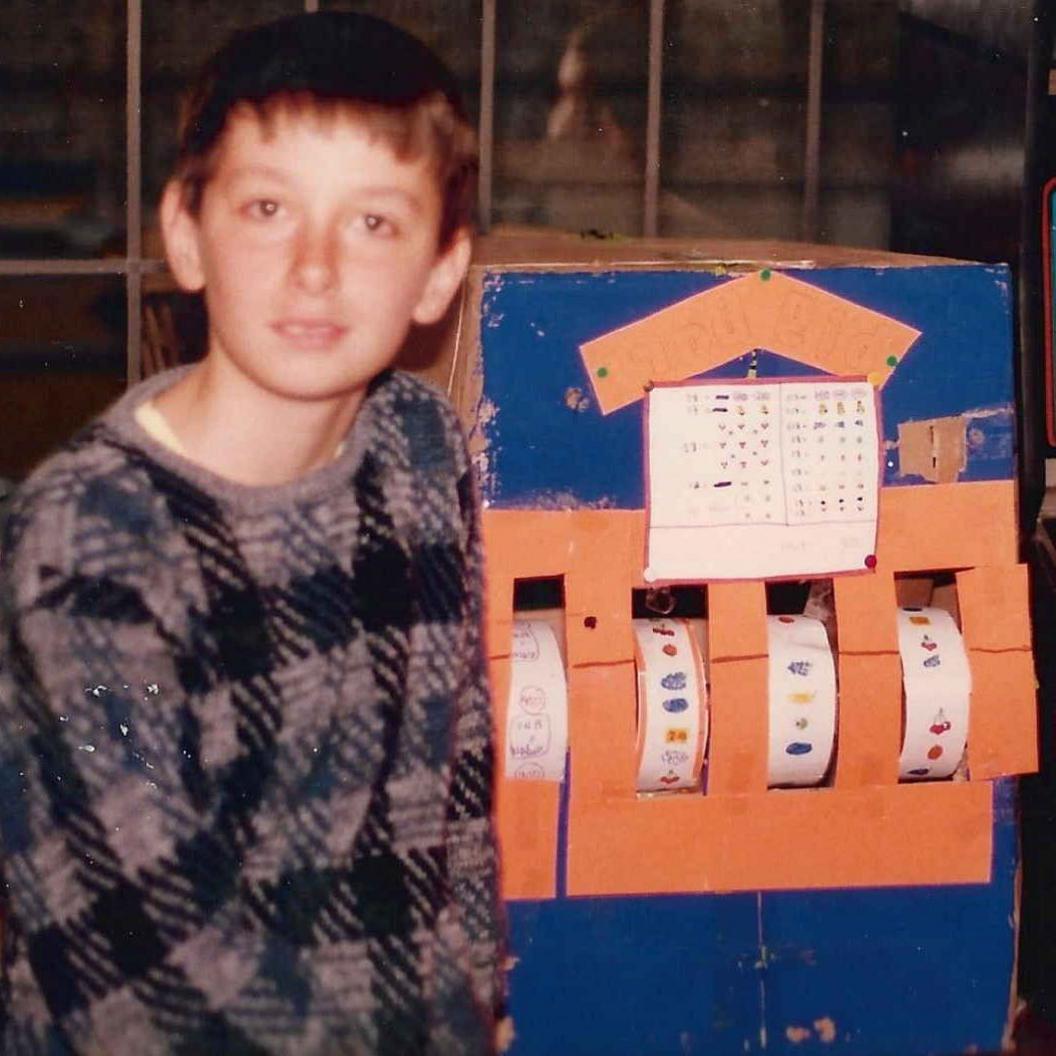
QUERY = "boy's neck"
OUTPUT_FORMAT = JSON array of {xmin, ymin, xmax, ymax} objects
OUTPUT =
[{"xmin": 152, "ymin": 358, "xmax": 366, "ymax": 486}]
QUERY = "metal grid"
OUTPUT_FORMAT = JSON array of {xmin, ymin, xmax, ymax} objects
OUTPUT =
[{"xmin": 4, "ymin": 0, "xmax": 828, "ymax": 383}]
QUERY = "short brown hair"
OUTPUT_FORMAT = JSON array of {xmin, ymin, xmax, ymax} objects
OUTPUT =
[{"xmin": 172, "ymin": 12, "xmax": 477, "ymax": 248}]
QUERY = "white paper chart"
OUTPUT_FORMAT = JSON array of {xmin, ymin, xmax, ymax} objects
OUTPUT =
[{"xmin": 645, "ymin": 379, "xmax": 881, "ymax": 581}]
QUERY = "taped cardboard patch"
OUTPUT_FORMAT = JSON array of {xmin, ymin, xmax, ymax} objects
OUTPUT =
[{"xmin": 897, "ymin": 415, "xmax": 967, "ymax": 484}]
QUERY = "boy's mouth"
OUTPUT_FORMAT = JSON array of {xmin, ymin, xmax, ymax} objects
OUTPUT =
[{"xmin": 271, "ymin": 320, "xmax": 348, "ymax": 349}]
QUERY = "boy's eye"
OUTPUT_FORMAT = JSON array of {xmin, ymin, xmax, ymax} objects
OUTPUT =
[
  {"xmin": 245, "ymin": 199, "xmax": 282, "ymax": 219},
  {"xmin": 362, "ymin": 213, "xmax": 394, "ymax": 236}
]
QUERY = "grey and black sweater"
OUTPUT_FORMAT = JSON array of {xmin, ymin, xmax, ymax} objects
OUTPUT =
[{"xmin": 0, "ymin": 367, "xmax": 504, "ymax": 1055}]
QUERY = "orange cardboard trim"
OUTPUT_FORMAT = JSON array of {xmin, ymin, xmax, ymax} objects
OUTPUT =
[
  {"xmin": 876, "ymin": 482, "xmax": 1017, "ymax": 571},
  {"xmin": 965, "ymin": 649, "xmax": 1039, "ymax": 780},
  {"xmin": 490, "ymin": 655, "xmax": 561, "ymax": 899},
  {"xmin": 580, "ymin": 270, "xmax": 921, "ymax": 415},
  {"xmin": 566, "ymin": 780, "xmax": 993, "ymax": 895},
  {"xmin": 483, "ymin": 483, "xmax": 1027, "ymax": 897},
  {"xmin": 563, "ymin": 661, "xmax": 994, "ymax": 894},
  {"xmin": 833, "ymin": 654, "xmax": 903, "ymax": 788}
]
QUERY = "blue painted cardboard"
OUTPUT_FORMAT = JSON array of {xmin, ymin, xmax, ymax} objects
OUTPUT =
[
  {"xmin": 480, "ymin": 262, "xmax": 1020, "ymax": 1054},
  {"xmin": 505, "ymin": 783, "xmax": 1016, "ymax": 1056},
  {"xmin": 478, "ymin": 265, "xmax": 1015, "ymax": 508}
]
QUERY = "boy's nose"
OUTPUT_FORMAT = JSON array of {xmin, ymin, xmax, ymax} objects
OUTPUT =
[{"xmin": 291, "ymin": 224, "xmax": 338, "ymax": 294}]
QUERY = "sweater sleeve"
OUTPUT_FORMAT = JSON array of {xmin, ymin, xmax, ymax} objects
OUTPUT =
[
  {"xmin": 444, "ymin": 430, "xmax": 508, "ymax": 1033},
  {"xmin": 0, "ymin": 475, "xmax": 232, "ymax": 1052}
]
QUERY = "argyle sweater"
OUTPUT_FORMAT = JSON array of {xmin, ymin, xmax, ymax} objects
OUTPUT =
[{"xmin": 0, "ymin": 367, "xmax": 504, "ymax": 1055}]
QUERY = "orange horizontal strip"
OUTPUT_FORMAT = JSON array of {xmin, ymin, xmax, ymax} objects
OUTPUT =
[
  {"xmin": 482, "ymin": 481, "xmax": 1018, "ymax": 594},
  {"xmin": 876, "ymin": 481, "xmax": 1017, "ymax": 572},
  {"xmin": 566, "ymin": 781, "xmax": 992, "ymax": 895}
]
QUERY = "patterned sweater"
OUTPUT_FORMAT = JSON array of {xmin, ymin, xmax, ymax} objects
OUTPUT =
[{"xmin": 0, "ymin": 367, "xmax": 504, "ymax": 1055}]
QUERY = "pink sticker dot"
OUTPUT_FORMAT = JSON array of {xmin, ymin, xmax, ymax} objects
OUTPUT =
[{"xmin": 864, "ymin": 554, "xmax": 877, "ymax": 569}]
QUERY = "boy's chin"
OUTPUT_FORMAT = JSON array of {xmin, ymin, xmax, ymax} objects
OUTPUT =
[{"xmin": 212, "ymin": 354, "xmax": 388, "ymax": 406}]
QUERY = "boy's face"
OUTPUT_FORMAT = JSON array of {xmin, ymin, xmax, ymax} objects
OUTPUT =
[{"xmin": 162, "ymin": 105, "xmax": 469, "ymax": 405}]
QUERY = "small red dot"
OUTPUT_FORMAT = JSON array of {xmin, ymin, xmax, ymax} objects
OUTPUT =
[
  {"xmin": 778, "ymin": 615, "xmax": 795, "ymax": 624},
  {"xmin": 662, "ymin": 644, "xmax": 678, "ymax": 657},
  {"xmin": 927, "ymin": 745, "xmax": 944, "ymax": 760},
  {"xmin": 864, "ymin": 554, "xmax": 877, "ymax": 569}
]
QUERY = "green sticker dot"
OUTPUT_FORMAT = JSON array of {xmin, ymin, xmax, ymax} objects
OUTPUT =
[
  {"xmin": 596, "ymin": 366, "xmax": 609, "ymax": 378},
  {"xmin": 886, "ymin": 355, "xmax": 898, "ymax": 367},
  {"xmin": 760, "ymin": 269, "xmax": 772, "ymax": 281}
]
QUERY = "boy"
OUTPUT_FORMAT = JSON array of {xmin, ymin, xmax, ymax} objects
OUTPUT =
[{"xmin": 0, "ymin": 12, "xmax": 504, "ymax": 1055}]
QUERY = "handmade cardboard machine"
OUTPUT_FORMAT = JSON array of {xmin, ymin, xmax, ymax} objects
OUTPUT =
[{"xmin": 418, "ymin": 232, "xmax": 1038, "ymax": 1055}]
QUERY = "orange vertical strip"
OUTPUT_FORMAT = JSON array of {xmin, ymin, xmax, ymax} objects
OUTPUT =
[
  {"xmin": 490, "ymin": 654, "xmax": 561, "ymax": 900},
  {"xmin": 833, "ymin": 655, "xmax": 904, "ymax": 787},
  {"xmin": 957, "ymin": 566, "xmax": 1038, "ymax": 780},
  {"xmin": 963, "ymin": 650, "xmax": 1038, "ymax": 779},
  {"xmin": 706, "ymin": 582, "xmax": 769, "ymax": 795},
  {"xmin": 833, "ymin": 572, "xmax": 902, "ymax": 787},
  {"xmin": 565, "ymin": 511, "xmax": 644, "ymax": 666}
]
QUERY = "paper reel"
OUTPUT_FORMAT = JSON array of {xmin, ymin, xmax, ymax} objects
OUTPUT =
[
  {"xmin": 766, "ymin": 615, "xmax": 838, "ymax": 787},
  {"xmin": 895, "ymin": 606, "xmax": 971, "ymax": 781},
  {"xmin": 632, "ymin": 618, "xmax": 708, "ymax": 793},
  {"xmin": 505, "ymin": 619, "xmax": 569, "ymax": 782}
]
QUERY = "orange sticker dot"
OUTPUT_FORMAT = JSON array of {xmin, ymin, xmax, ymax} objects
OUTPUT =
[{"xmin": 927, "ymin": 745, "xmax": 944, "ymax": 760}]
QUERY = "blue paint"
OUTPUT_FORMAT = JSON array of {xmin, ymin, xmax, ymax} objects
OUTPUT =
[
  {"xmin": 505, "ymin": 785, "xmax": 1018, "ymax": 1056},
  {"xmin": 506, "ymin": 894, "xmax": 763, "ymax": 1055},
  {"xmin": 786, "ymin": 742, "xmax": 813, "ymax": 756},
  {"xmin": 478, "ymin": 267, "xmax": 1015, "ymax": 508},
  {"xmin": 662, "ymin": 697, "xmax": 689, "ymax": 714},
  {"xmin": 923, "ymin": 655, "xmax": 941, "ymax": 668},
  {"xmin": 661, "ymin": 672, "xmax": 687, "ymax": 691}
]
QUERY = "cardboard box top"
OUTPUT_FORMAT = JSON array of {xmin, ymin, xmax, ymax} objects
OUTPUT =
[{"xmin": 469, "ymin": 227, "xmax": 972, "ymax": 270}]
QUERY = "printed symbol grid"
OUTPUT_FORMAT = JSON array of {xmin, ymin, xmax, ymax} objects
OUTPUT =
[{"xmin": 656, "ymin": 380, "xmax": 879, "ymax": 529}]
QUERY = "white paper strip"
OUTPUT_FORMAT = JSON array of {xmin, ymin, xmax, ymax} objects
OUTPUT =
[
  {"xmin": 766, "ymin": 615, "xmax": 838, "ymax": 786},
  {"xmin": 633, "ymin": 618, "xmax": 709, "ymax": 792},
  {"xmin": 506, "ymin": 620, "xmax": 569, "ymax": 781},
  {"xmin": 644, "ymin": 379, "xmax": 881, "ymax": 581},
  {"xmin": 896, "ymin": 606, "xmax": 971, "ymax": 781}
]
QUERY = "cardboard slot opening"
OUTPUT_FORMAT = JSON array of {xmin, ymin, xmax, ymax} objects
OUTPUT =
[
  {"xmin": 631, "ymin": 587, "xmax": 709, "ymax": 797},
  {"xmin": 894, "ymin": 570, "xmax": 967, "ymax": 782},
  {"xmin": 765, "ymin": 579, "xmax": 839, "ymax": 789},
  {"xmin": 512, "ymin": 575, "xmax": 566, "ymax": 665}
]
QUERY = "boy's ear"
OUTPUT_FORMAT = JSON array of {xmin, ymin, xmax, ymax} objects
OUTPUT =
[
  {"xmin": 159, "ymin": 181, "xmax": 206, "ymax": 293},
  {"xmin": 412, "ymin": 228, "xmax": 472, "ymax": 326}
]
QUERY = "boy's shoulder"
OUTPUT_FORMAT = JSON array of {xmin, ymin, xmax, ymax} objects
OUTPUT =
[
  {"xmin": 2, "ymin": 418, "xmax": 170, "ymax": 600},
  {"xmin": 372, "ymin": 369, "xmax": 471, "ymax": 472}
]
